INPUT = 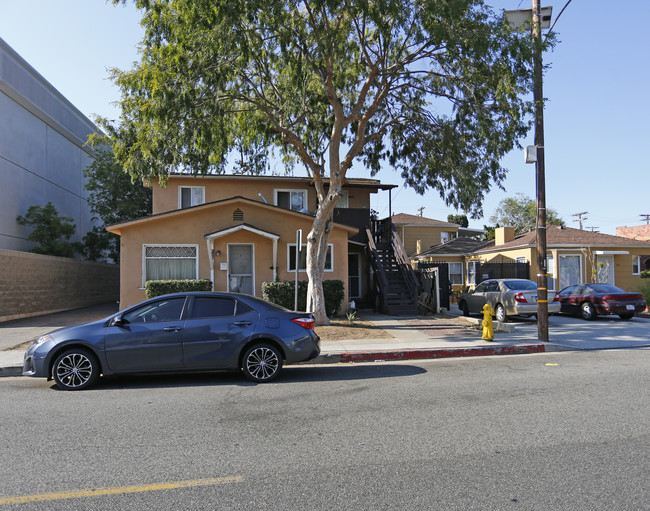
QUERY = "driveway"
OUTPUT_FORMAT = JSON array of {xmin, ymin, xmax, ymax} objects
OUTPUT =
[{"xmin": 448, "ymin": 304, "xmax": 650, "ymax": 350}]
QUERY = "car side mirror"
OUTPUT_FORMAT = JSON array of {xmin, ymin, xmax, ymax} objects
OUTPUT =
[{"xmin": 111, "ymin": 315, "xmax": 127, "ymax": 327}]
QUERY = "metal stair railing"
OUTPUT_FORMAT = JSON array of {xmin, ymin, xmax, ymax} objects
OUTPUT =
[
  {"xmin": 366, "ymin": 227, "xmax": 390, "ymax": 312},
  {"xmin": 390, "ymin": 225, "xmax": 420, "ymax": 302}
]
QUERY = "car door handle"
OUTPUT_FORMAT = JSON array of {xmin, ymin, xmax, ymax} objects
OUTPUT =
[
  {"xmin": 163, "ymin": 326, "xmax": 183, "ymax": 332},
  {"xmin": 234, "ymin": 321, "xmax": 252, "ymax": 327}
]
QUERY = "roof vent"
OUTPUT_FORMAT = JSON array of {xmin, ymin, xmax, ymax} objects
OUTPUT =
[{"xmin": 233, "ymin": 208, "xmax": 244, "ymax": 221}]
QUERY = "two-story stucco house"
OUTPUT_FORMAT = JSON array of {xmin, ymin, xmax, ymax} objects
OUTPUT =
[{"xmin": 108, "ymin": 174, "xmax": 403, "ymax": 310}]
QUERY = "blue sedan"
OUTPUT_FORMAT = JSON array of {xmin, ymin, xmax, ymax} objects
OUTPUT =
[{"xmin": 23, "ymin": 292, "xmax": 320, "ymax": 390}]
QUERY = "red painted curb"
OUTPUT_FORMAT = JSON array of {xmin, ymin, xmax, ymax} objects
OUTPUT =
[{"xmin": 338, "ymin": 344, "xmax": 546, "ymax": 363}]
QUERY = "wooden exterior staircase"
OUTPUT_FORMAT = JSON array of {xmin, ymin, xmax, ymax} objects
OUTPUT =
[{"xmin": 366, "ymin": 219, "xmax": 420, "ymax": 316}]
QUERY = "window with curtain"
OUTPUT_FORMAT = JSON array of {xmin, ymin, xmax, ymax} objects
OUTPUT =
[
  {"xmin": 144, "ymin": 245, "xmax": 197, "ymax": 286},
  {"xmin": 467, "ymin": 261, "xmax": 478, "ymax": 286},
  {"xmin": 179, "ymin": 186, "xmax": 205, "ymax": 209},
  {"xmin": 632, "ymin": 255, "xmax": 641, "ymax": 275},
  {"xmin": 275, "ymin": 189, "xmax": 307, "ymax": 212},
  {"xmin": 448, "ymin": 262, "xmax": 463, "ymax": 285}
]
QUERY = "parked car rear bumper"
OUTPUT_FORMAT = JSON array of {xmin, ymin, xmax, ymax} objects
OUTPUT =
[
  {"xmin": 595, "ymin": 303, "xmax": 646, "ymax": 316},
  {"xmin": 511, "ymin": 301, "xmax": 560, "ymax": 316}
]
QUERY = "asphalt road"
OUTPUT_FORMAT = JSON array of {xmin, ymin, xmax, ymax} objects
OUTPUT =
[{"xmin": 1, "ymin": 349, "xmax": 648, "ymax": 510}]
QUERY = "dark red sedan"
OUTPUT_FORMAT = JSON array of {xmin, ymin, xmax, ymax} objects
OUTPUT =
[{"xmin": 558, "ymin": 284, "xmax": 647, "ymax": 320}]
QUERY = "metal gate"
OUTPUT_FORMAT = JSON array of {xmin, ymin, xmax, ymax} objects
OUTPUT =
[{"xmin": 414, "ymin": 262, "xmax": 450, "ymax": 312}]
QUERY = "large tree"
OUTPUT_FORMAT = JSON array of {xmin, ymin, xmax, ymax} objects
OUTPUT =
[
  {"xmin": 104, "ymin": 0, "xmax": 539, "ymax": 324},
  {"xmin": 490, "ymin": 193, "xmax": 565, "ymax": 234},
  {"xmin": 83, "ymin": 148, "xmax": 152, "ymax": 262}
]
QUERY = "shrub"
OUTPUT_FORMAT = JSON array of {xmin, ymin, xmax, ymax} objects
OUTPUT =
[
  {"xmin": 262, "ymin": 280, "xmax": 345, "ymax": 316},
  {"xmin": 637, "ymin": 280, "xmax": 650, "ymax": 307},
  {"xmin": 145, "ymin": 279, "xmax": 212, "ymax": 299},
  {"xmin": 640, "ymin": 269, "xmax": 650, "ymax": 279}
]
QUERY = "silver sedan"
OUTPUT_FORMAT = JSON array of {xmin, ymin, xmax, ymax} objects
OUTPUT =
[{"xmin": 458, "ymin": 279, "xmax": 560, "ymax": 322}]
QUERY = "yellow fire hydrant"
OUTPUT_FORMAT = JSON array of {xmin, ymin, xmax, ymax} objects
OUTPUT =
[{"xmin": 481, "ymin": 304, "xmax": 495, "ymax": 341}]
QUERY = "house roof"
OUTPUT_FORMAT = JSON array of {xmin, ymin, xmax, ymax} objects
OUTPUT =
[
  {"xmin": 475, "ymin": 225, "xmax": 650, "ymax": 254},
  {"xmin": 413, "ymin": 236, "xmax": 493, "ymax": 258},
  {"xmin": 106, "ymin": 195, "xmax": 358, "ymax": 235},
  {"xmin": 390, "ymin": 213, "xmax": 459, "ymax": 228},
  {"xmin": 161, "ymin": 173, "xmax": 398, "ymax": 190},
  {"xmin": 412, "ymin": 225, "xmax": 650, "ymax": 260}
]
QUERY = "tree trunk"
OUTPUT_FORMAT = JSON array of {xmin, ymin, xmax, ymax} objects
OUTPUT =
[{"xmin": 306, "ymin": 193, "xmax": 338, "ymax": 325}]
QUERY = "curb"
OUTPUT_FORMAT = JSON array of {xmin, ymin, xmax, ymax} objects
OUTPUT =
[
  {"xmin": 304, "ymin": 343, "xmax": 546, "ymax": 365},
  {"xmin": 0, "ymin": 344, "xmax": 551, "ymax": 378},
  {"xmin": 0, "ymin": 366, "xmax": 22, "ymax": 377}
]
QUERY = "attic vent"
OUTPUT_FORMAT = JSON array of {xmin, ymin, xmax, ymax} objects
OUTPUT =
[{"xmin": 233, "ymin": 208, "xmax": 244, "ymax": 221}]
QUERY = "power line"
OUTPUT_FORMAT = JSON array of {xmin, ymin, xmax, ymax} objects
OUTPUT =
[
  {"xmin": 572, "ymin": 211, "xmax": 589, "ymax": 230},
  {"xmin": 640, "ymin": 214, "xmax": 650, "ymax": 225},
  {"xmin": 585, "ymin": 226, "xmax": 599, "ymax": 232}
]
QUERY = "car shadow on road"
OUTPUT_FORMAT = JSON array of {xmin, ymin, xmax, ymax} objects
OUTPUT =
[{"xmin": 49, "ymin": 364, "xmax": 427, "ymax": 391}]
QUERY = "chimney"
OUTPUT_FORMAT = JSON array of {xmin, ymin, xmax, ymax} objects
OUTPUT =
[{"xmin": 495, "ymin": 226, "xmax": 515, "ymax": 246}]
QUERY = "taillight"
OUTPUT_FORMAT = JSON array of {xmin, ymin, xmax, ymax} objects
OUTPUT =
[
  {"xmin": 514, "ymin": 293, "xmax": 528, "ymax": 303},
  {"xmin": 553, "ymin": 292, "xmax": 560, "ymax": 302},
  {"xmin": 601, "ymin": 295, "xmax": 614, "ymax": 301},
  {"xmin": 291, "ymin": 317, "xmax": 314, "ymax": 330}
]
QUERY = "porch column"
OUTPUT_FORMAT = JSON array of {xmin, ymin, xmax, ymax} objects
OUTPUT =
[{"xmin": 273, "ymin": 238, "xmax": 278, "ymax": 282}]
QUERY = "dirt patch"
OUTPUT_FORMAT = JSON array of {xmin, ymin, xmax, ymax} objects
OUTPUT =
[
  {"xmin": 315, "ymin": 313, "xmax": 480, "ymax": 342},
  {"xmin": 315, "ymin": 318, "xmax": 393, "ymax": 341}
]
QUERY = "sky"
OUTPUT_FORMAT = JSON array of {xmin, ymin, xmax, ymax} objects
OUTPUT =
[{"xmin": 1, "ymin": 0, "xmax": 648, "ymax": 235}]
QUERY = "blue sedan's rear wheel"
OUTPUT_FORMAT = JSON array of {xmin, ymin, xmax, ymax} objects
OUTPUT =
[
  {"xmin": 52, "ymin": 348, "xmax": 100, "ymax": 391},
  {"xmin": 241, "ymin": 343, "xmax": 282, "ymax": 383}
]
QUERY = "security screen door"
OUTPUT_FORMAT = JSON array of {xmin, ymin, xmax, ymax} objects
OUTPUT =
[
  {"xmin": 558, "ymin": 255, "xmax": 581, "ymax": 289},
  {"xmin": 228, "ymin": 244, "xmax": 254, "ymax": 295}
]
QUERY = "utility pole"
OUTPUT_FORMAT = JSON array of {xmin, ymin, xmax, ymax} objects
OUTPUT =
[
  {"xmin": 417, "ymin": 207, "xmax": 425, "ymax": 217},
  {"xmin": 532, "ymin": 0, "xmax": 549, "ymax": 343},
  {"xmin": 585, "ymin": 226, "xmax": 599, "ymax": 232},
  {"xmin": 640, "ymin": 214, "xmax": 650, "ymax": 225},
  {"xmin": 505, "ymin": 1, "xmax": 554, "ymax": 343},
  {"xmin": 572, "ymin": 211, "xmax": 588, "ymax": 230}
]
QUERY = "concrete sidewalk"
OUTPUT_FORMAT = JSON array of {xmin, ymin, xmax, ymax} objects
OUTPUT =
[{"xmin": 2, "ymin": 304, "xmax": 649, "ymax": 378}]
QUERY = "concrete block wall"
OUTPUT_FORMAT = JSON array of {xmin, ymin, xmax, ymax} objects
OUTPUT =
[{"xmin": 0, "ymin": 249, "xmax": 119, "ymax": 322}]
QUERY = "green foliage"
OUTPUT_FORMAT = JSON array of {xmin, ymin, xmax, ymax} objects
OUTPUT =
[
  {"xmin": 16, "ymin": 202, "xmax": 77, "ymax": 258},
  {"xmin": 78, "ymin": 227, "xmax": 112, "ymax": 262},
  {"xmin": 637, "ymin": 280, "xmax": 650, "ymax": 306},
  {"xmin": 483, "ymin": 224, "xmax": 498, "ymax": 240},
  {"xmin": 447, "ymin": 214, "xmax": 469, "ymax": 228},
  {"xmin": 262, "ymin": 280, "xmax": 345, "ymax": 316},
  {"xmin": 83, "ymin": 147, "xmax": 152, "ymax": 262},
  {"xmin": 145, "ymin": 279, "xmax": 212, "ymax": 299},
  {"xmin": 489, "ymin": 193, "xmax": 565, "ymax": 234},
  {"xmin": 640, "ymin": 270, "xmax": 650, "ymax": 279},
  {"xmin": 102, "ymin": 0, "xmax": 541, "ymax": 218}
]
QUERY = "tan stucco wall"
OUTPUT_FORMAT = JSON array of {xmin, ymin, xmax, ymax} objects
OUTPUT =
[
  {"xmin": 401, "ymin": 226, "xmax": 458, "ymax": 256},
  {"xmin": 151, "ymin": 176, "xmax": 374, "ymax": 215},
  {"xmin": 113, "ymin": 199, "xmax": 352, "ymax": 309}
]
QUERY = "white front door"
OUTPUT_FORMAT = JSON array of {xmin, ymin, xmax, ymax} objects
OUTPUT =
[{"xmin": 228, "ymin": 244, "xmax": 254, "ymax": 295}]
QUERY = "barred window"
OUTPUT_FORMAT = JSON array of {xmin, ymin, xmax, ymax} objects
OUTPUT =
[{"xmin": 143, "ymin": 245, "xmax": 198, "ymax": 286}]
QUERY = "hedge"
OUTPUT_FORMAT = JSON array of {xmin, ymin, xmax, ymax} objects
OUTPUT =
[
  {"xmin": 262, "ymin": 280, "xmax": 345, "ymax": 317},
  {"xmin": 145, "ymin": 279, "xmax": 212, "ymax": 299}
]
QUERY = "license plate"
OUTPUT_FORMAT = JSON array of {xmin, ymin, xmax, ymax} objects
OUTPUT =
[
  {"xmin": 531, "ymin": 295, "xmax": 537, "ymax": 303},
  {"xmin": 626, "ymin": 305, "xmax": 635, "ymax": 310}
]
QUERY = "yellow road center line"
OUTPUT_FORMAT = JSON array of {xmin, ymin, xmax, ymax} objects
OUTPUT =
[{"xmin": 0, "ymin": 476, "xmax": 244, "ymax": 506}]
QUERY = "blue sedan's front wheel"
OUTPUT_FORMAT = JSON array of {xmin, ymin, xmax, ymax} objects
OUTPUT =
[
  {"xmin": 241, "ymin": 343, "xmax": 282, "ymax": 383},
  {"xmin": 52, "ymin": 348, "xmax": 100, "ymax": 391}
]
